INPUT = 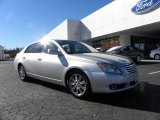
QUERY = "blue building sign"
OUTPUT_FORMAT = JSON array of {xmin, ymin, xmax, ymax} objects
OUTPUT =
[{"xmin": 132, "ymin": 0, "xmax": 160, "ymax": 15}]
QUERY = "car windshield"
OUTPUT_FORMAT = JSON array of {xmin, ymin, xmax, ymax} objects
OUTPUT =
[{"xmin": 56, "ymin": 40, "xmax": 98, "ymax": 54}]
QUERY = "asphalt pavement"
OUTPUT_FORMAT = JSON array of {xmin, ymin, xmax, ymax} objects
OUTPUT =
[{"xmin": 0, "ymin": 60, "xmax": 160, "ymax": 120}]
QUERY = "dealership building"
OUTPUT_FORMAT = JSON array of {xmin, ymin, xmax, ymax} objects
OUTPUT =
[
  {"xmin": 0, "ymin": 45, "xmax": 4, "ymax": 61},
  {"xmin": 41, "ymin": 0, "xmax": 160, "ymax": 55}
]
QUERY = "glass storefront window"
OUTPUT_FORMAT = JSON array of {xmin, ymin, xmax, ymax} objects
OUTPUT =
[
  {"xmin": 92, "ymin": 37, "xmax": 120, "ymax": 49},
  {"xmin": 131, "ymin": 35, "xmax": 160, "ymax": 56}
]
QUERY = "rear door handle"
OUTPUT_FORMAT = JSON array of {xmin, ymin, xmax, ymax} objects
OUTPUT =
[
  {"xmin": 23, "ymin": 57, "xmax": 26, "ymax": 59},
  {"xmin": 37, "ymin": 58, "xmax": 42, "ymax": 61}
]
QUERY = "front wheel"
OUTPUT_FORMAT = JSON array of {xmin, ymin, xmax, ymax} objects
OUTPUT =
[
  {"xmin": 136, "ymin": 55, "xmax": 142, "ymax": 63},
  {"xmin": 18, "ymin": 65, "xmax": 28, "ymax": 81},
  {"xmin": 67, "ymin": 70, "xmax": 91, "ymax": 99},
  {"xmin": 154, "ymin": 54, "xmax": 160, "ymax": 60}
]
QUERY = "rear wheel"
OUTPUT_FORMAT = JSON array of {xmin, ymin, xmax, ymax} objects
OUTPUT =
[
  {"xmin": 67, "ymin": 70, "xmax": 91, "ymax": 99},
  {"xmin": 18, "ymin": 65, "xmax": 28, "ymax": 81},
  {"xmin": 154, "ymin": 54, "xmax": 160, "ymax": 60}
]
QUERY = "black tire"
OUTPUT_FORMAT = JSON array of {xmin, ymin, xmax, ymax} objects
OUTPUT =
[
  {"xmin": 66, "ymin": 70, "xmax": 91, "ymax": 99},
  {"xmin": 154, "ymin": 54, "xmax": 160, "ymax": 60},
  {"xmin": 136, "ymin": 55, "xmax": 142, "ymax": 63},
  {"xmin": 18, "ymin": 65, "xmax": 28, "ymax": 81}
]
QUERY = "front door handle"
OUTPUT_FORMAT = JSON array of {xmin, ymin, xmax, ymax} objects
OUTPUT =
[
  {"xmin": 23, "ymin": 57, "xmax": 26, "ymax": 59},
  {"xmin": 37, "ymin": 58, "xmax": 42, "ymax": 61}
]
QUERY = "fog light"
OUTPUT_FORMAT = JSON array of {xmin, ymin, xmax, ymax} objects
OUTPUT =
[{"xmin": 110, "ymin": 84, "xmax": 117, "ymax": 90}]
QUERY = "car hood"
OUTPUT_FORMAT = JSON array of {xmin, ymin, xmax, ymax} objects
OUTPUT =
[{"xmin": 71, "ymin": 53, "xmax": 133, "ymax": 66}]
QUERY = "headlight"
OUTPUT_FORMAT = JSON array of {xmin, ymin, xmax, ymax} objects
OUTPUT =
[{"xmin": 97, "ymin": 63, "xmax": 122, "ymax": 75}]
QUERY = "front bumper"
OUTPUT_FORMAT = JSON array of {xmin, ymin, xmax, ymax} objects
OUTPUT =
[{"xmin": 86, "ymin": 71, "xmax": 138, "ymax": 93}]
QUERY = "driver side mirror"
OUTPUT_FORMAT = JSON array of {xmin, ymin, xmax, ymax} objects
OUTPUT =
[{"xmin": 48, "ymin": 48, "xmax": 63, "ymax": 56}]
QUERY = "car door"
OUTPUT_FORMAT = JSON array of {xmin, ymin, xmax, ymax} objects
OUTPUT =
[
  {"xmin": 35, "ymin": 41, "xmax": 63, "ymax": 82},
  {"xmin": 128, "ymin": 46, "xmax": 138, "ymax": 58},
  {"xmin": 23, "ymin": 42, "xmax": 42, "ymax": 75}
]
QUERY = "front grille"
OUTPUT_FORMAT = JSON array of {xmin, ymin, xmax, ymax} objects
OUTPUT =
[{"xmin": 126, "ymin": 64, "xmax": 136, "ymax": 74}]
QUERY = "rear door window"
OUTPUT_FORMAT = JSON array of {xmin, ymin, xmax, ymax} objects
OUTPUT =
[{"xmin": 25, "ymin": 43, "xmax": 42, "ymax": 53}]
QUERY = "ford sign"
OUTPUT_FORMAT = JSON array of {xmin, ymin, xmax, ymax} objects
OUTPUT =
[{"xmin": 132, "ymin": 0, "xmax": 160, "ymax": 15}]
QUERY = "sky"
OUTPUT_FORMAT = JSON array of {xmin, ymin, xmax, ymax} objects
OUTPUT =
[{"xmin": 0, "ymin": 0, "xmax": 112, "ymax": 49}]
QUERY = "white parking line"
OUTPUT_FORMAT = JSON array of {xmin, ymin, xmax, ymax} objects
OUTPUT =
[
  {"xmin": 141, "ymin": 60, "xmax": 160, "ymax": 62},
  {"xmin": 148, "ymin": 71, "xmax": 160, "ymax": 75}
]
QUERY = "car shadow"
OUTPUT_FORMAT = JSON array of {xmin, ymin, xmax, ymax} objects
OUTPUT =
[
  {"xmin": 27, "ymin": 77, "xmax": 69, "ymax": 94},
  {"xmin": 86, "ymin": 81, "xmax": 160, "ymax": 113},
  {"xmin": 26, "ymin": 78, "xmax": 160, "ymax": 113}
]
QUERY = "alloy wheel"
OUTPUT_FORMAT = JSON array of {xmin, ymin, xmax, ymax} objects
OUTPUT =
[
  {"xmin": 68, "ymin": 74, "xmax": 87, "ymax": 97},
  {"xmin": 19, "ymin": 66, "xmax": 26, "ymax": 80},
  {"xmin": 136, "ymin": 55, "xmax": 142, "ymax": 63},
  {"xmin": 155, "ymin": 54, "xmax": 160, "ymax": 60}
]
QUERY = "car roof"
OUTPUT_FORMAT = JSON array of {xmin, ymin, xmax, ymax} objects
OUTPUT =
[{"xmin": 51, "ymin": 39, "xmax": 77, "ymax": 42}]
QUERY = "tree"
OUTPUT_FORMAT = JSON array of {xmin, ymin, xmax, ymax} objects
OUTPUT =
[{"xmin": 4, "ymin": 47, "xmax": 24, "ymax": 58}]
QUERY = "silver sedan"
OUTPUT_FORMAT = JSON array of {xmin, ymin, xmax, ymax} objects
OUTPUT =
[{"xmin": 14, "ymin": 40, "xmax": 138, "ymax": 98}]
